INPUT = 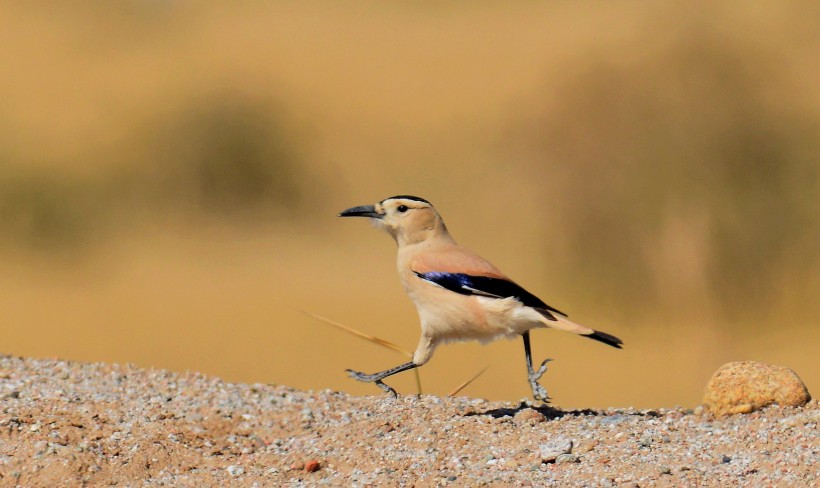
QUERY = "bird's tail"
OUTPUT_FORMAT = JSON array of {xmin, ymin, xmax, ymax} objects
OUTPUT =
[{"xmin": 536, "ymin": 310, "xmax": 623, "ymax": 349}]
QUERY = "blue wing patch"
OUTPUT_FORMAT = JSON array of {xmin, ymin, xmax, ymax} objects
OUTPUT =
[{"xmin": 413, "ymin": 271, "xmax": 565, "ymax": 319}]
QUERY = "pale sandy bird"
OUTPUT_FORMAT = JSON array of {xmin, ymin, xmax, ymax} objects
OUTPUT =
[{"xmin": 339, "ymin": 195, "xmax": 622, "ymax": 400}]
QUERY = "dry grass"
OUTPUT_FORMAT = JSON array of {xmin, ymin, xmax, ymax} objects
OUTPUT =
[
  {"xmin": 303, "ymin": 310, "xmax": 490, "ymax": 397},
  {"xmin": 301, "ymin": 310, "xmax": 423, "ymax": 395}
]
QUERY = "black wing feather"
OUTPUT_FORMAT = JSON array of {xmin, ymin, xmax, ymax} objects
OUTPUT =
[{"xmin": 414, "ymin": 271, "xmax": 565, "ymax": 318}]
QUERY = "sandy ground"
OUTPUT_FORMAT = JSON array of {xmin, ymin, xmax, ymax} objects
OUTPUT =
[{"xmin": 0, "ymin": 355, "xmax": 816, "ymax": 487}]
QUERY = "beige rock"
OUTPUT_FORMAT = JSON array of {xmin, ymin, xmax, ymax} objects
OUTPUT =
[{"xmin": 703, "ymin": 361, "xmax": 811, "ymax": 416}]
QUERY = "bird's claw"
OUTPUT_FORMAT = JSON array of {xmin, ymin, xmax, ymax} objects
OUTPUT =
[
  {"xmin": 346, "ymin": 369, "xmax": 375, "ymax": 382},
  {"xmin": 527, "ymin": 358, "xmax": 552, "ymax": 403},
  {"xmin": 374, "ymin": 380, "xmax": 398, "ymax": 398},
  {"xmin": 529, "ymin": 380, "xmax": 550, "ymax": 402},
  {"xmin": 346, "ymin": 369, "xmax": 398, "ymax": 398},
  {"xmin": 532, "ymin": 358, "xmax": 551, "ymax": 379}
]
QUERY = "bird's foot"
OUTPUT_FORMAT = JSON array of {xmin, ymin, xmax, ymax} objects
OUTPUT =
[
  {"xmin": 527, "ymin": 358, "xmax": 552, "ymax": 402},
  {"xmin": 346, "ymin": 369, "xmax": 398, "ymax": 398}
]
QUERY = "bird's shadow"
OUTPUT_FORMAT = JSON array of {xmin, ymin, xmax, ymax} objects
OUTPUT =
[{"xmin": 463, "ymin": 401, "xmax": 599, "ymax": 420}]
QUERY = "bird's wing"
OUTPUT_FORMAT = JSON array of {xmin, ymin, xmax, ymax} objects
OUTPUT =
[{"xmin": 410, "ymin": 244, "xmax": 566, "ymax": 319}]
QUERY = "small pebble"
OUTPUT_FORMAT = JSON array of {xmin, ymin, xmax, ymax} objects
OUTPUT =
[
  {"xmin": 514, "ymin": 409, "xmax": 546, "ymax": 424},
  {"xmin": 601, "ymin": 415, "xmax": 628, "ymax": 425},
  {"xmin": 576, "ymin": 439, "xmax": 599, "ymax": 454},
  {"xmin": 226, "ymin": 465, "xmax": 244, "ymax": 476},
  {"xmin": 539, "ymin": 436, "xmax": 573, "ymax": 463},
  {"xmin": 304, "ymin": 459, "xmax": 320, "ymax": 472},
  {"xmin": 555, "ymin": 454, "xmax": 579, "ymax": 464}
]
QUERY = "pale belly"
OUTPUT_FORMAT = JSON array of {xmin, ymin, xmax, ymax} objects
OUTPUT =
[{"xmin": 410, "ymin": 289, "xmax": 545, "ymax": 344}]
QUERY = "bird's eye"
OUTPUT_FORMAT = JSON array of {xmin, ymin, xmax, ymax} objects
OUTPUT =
[{"xmin": 397, "ymin": 205, "xmax": 409, "ymax": 213}]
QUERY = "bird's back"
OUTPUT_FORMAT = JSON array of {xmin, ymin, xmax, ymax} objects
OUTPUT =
[{"xmin": 403, "ymin": 240, "xmax": 508, "ymax": 280}]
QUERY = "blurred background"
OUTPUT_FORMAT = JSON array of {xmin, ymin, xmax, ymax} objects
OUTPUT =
[{"xmin": 1, "ymin": 2, "xmax": 817, "ymax": 408}]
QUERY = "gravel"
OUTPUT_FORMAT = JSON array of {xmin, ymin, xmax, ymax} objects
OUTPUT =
[{"xmin": 0, "ymin": 355, "xmax": 816, "ymax": 486}]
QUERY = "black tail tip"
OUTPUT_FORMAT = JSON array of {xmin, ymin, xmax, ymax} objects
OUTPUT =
[{"xmin": 588, "ymin": 330, "xmax": 624, "ymax": 349}]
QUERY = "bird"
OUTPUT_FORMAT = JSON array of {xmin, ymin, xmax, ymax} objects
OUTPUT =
[{"xmin": 338, "ymin": 195, "xmax": 622, "ymax": 401}]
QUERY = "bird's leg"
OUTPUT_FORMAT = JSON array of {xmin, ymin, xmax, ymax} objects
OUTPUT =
[
  {"xmin": 522, "ymin": 331, "xmax": 552, "ymax": 402},
  {"xmin": 346, "ymin": 361, "xmax": 418, "ymax": 398}
]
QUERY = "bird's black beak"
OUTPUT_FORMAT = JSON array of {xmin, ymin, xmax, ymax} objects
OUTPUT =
[{"xmin": 339, "ymin": 204, "xmax": 383, "ymax": 219}]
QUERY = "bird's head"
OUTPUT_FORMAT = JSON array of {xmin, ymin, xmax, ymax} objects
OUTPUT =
[{"xmin": 339, "ymin": 195, "xmax": 450, "ymax": 246}]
